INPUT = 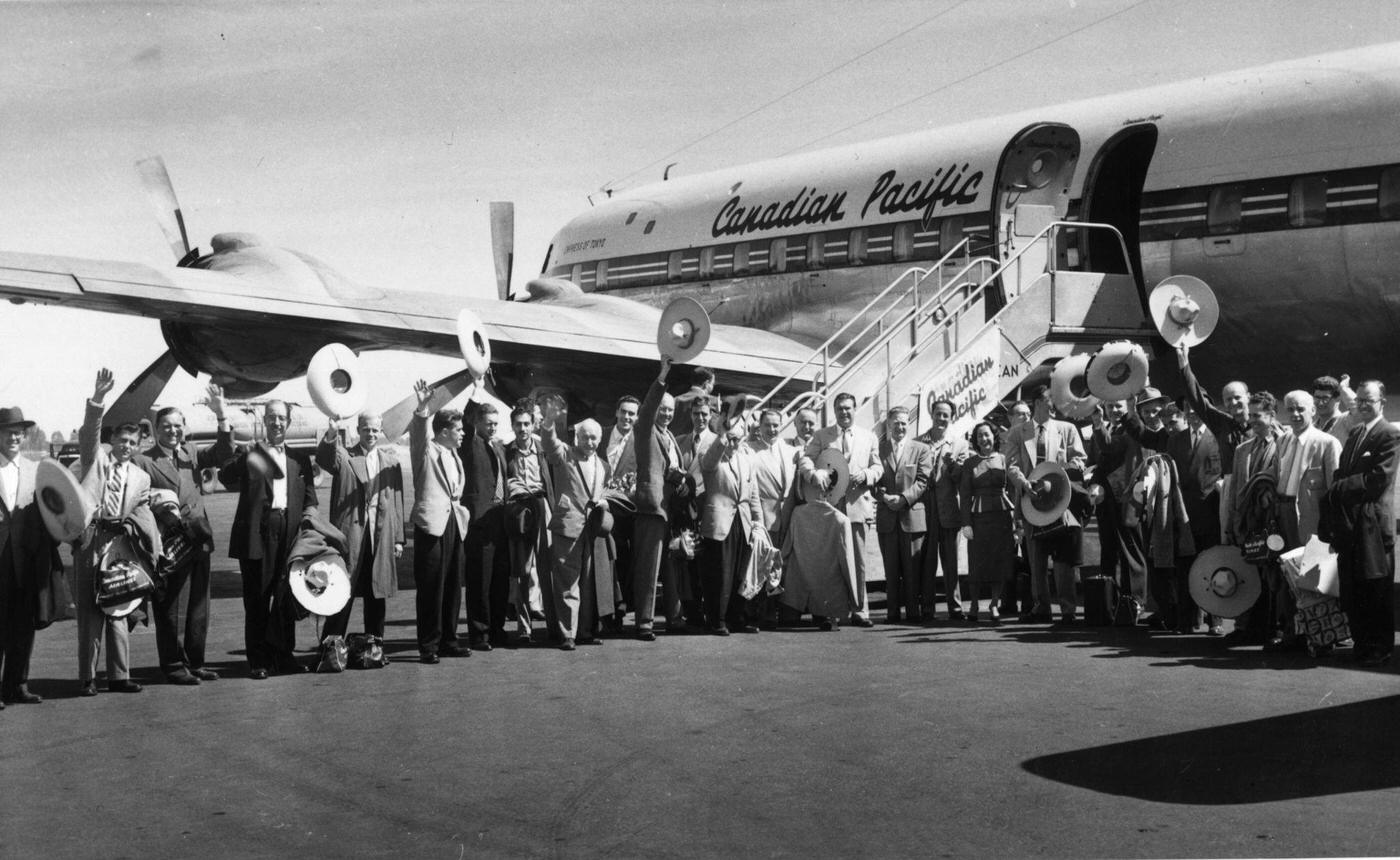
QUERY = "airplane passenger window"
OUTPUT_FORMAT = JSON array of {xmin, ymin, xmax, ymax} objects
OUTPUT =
[
  {"xmin": 1289, "ymin": 176, "xmax": 1327, "ymax": 227},
  {"xmin": 892, "ymin": 223, "xmax": 914, "ymax": 261},
  {"xmin": 769, "ymin": 238, "xmax": 788, "ymax": 273},
  {"xmin": 571, "ymin": 264, "xmax": 583, "ymax": 284},
  {"xmin": 644, "ymin": 220, "xmax": 656, "ymax": 234},
  {"xmin": 699, "ymin": 247, "xmax": 716, "ymax": 278},
  {"xmin": 807, "ymin": 234, "xmax": 826, "ymax": 268},
  {"xmin": 938, "ymin": 217, "xmax": 965, "ymax": 257},
  {"xmin": 595, "ymin": 260, "xmax": 608, "ymax": 288},
  {"xmin": 732, "ymin": 243, "xmax": 750, "ymax": 275},
  {"xmin": 667, "ymin": 251, "xmax": 684, "ymax": 283},
  {"xmin": 848, "ymin": 228, "xmax": 867, "ymax": 265},
  {"xmin": 1207, "ymin": 185, "xmax": 1243, "ymax": 234},
  {"xmin": 1380, "ymin": 167, "xmax": 1400, "ymax": 219},
  {"xmin": 626, "ymin": 212, "xmax": 637, "ymax": 225}
]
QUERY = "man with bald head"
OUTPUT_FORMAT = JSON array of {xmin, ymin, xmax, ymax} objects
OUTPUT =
[
  {"xmin": 1176, "ymin": 344, "xmax": 1252, "ymax": 541},
  {"xmin": 540, "ymin": 405, "xmax": 612, "ymax": 649},
  {"xmin": 631, "ymin": 357, "xmax": 688, "ymax": 640},
  {"xmin": 1322, "ymin": 380, "xmax": 1400, "ymax": 665}
]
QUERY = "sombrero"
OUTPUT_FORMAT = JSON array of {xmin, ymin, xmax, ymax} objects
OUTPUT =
[
  {"xmin": 289, "ymin": 555, "xmax": 352, "ymax": 617},
  {"xmin": 1149, "ymin": 275, "xmax": 1219, "ymax": 348},
  {"xmin": 1049, "ymin": 353, "xmax": 1100, "ymax": 420},
  {"xmin": 36, "ymin": 458, "xmax": 96, "ymax": 543},
  {"xmin": 306, "ymin": 342, "xmax": 367, "ymax": 421},
  {"xmin": 806, "ymin": 447, "xmax": 850, "ymax": 505},
  {"xmin": 1188, "ymin": 545, "xmax": 1262, "ymax": 619},
  {"xmin": 1019, "ymin": 461, "xmax": 1072, "ymax": 527},
  {"xmin": 657, "ymin": 297, "xmax": 711, "ymax": 363},
  {"xmin": 1085, "ymin": 341, "xmax": 1149, "ymax": 401}
]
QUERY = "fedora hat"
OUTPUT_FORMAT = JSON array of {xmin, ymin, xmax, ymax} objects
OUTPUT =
[
  {"xmin": 1148, "ymin": 275, "xmax": 1219, "ymax": 348},
  {"xmin": 1049, "ymin": 353, "xmax": 1100, "ymax": 420},
  {"xmin": 586, "ymin": 501, "xmax": 615, "ymax": 535},
  {"xmin": 1085, "ymin": 341, "xmax": 1149, "ymax": 401},
  {"xmin": 806, "ymin": 447, "xmax": 850, "ymax": 505},
  {"xmin": 0, "ymin": 407, "xmax": 35, "ymax": 431},
  {"xmin": 1188, "ymin": 545, "xmax": 1262, "ymax": 619},
  {"xmin": 657, "ymin": 297, "xmax": 711, "ymax": 363},
  {"xmin": 36, "ymin": 458, "xmax": 96, "ymax": 543},
  {"xmin": 1135, "ymin": 386, "xmax": 1170, "ymax": 410},
  {"xmin": 306, "ymin": 342, "xmax": 368, "ymax": 421},
  {"xmin": 289, "ymin": 555, "xmax": 352, "ymax": 617},
  {"xmin": 1019, "ymin": 461, "xmax": 1072, "ymax": 527}
]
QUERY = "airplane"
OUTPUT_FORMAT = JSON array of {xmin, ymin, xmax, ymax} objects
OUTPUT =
[{"xmin": 1, "ymin": 42, "xmax": 1398, "ymax": 429}]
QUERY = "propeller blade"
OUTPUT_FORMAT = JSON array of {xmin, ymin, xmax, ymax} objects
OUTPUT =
[
  {"xmin": 379, "ymin": 368, "xmax": 477, "ymax": 443},
  {"xmin": 489, "ymin": 201, "xmax": 514, "ymax": 301},
  {"xmin": 101, "ymin": 350, "xmax": 181, "ymax": 440},
  {"xmin": 135, "ymin": 155, "xmax": 192, "ymax": 263}
]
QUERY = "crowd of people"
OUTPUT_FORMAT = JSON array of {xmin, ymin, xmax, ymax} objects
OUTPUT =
[{"xmin": 0, "ymin": 343, "xmax": 1393, "ymax": 706}]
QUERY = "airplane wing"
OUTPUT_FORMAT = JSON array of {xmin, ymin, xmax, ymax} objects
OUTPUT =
[{"xmin": 0, "ymin": 249, "xmax": 820, "ymax": 404}]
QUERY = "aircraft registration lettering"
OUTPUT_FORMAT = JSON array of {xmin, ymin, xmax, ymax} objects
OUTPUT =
[
  {"xmin": 564, "ymin": 238, "xmax": 607, "ymax": 254},
  {"xmin": 860, "ymin": 164, "xmax": 982, "ymax": 227}
]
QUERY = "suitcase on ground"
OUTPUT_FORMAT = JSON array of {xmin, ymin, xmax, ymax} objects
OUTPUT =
[{"xmin": 1083, "ymin": 575, "xmax": 1118, "ymax": 626}]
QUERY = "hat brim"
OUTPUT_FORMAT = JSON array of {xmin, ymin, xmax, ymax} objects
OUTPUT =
[
  {"xmin": 1050, "ymin": 353, "xmax": 1100, "ymax": 420},
  {"xmin": 1149, "ymin": 276, "xmax": 1219, "ymax": 347},
  {"xmin": 1188, "ymin": 545, "xmax": 1261, "ymax": 618},
  {"xmin": 657, "ymin": 297, "xmax": 712, "ymax": 363},
  {"xmin": 1020, "ymin": 462, "xmax": 1072, "ymax": 526},
  {"xmin": 809, "ymin": 447, "xmax": 851, "ymax": 504},
  {"xmin": 36, "ymin": 459, "xmax": 96, "ymax": 543},
  {"xmin": 289, "ymin": 560, "xmax": 352, "ymax": 616},
  {"xmin": 1085, "ymin": 342, "xmax": 1149, "ymax": 401}
]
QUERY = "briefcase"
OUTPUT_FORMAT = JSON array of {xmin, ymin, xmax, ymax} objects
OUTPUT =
[{"xmin": 1082, "ymin": 575, "xmax": 1118, "ymax": 626}]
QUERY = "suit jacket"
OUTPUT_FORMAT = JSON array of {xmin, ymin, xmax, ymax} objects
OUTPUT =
[
  {"xmin": 1322, "ymin": 419, "xmax": 1400, "ymax": 578},
  {"xmin": 875, "ymin": 437, "xmax": 932, "ymax": 534},
  {"xmin": 458, "ymin": 421, "xmax": 507, "ymax": 525},
  {"xmin": 799, "ymin": 425, "xmax": 883, "ymax": 522},
  {"xmin": 1225, "ymin": 430, "xmax": 1281, "ymax": 544},
  {"xmin": 219, "ymin": 442, "xmax": 318, "ymax": 582},
  {"xmin": 633, "ymin": 378, "xmax": 678, "ymax": 520},
  {"xmin": 78, "ymin": 399, "xmax": 154, "ymax": 522},
  {"xmin": 1003, "ymin": 418, "xmax": 1086, "ymax": 477},
  {"xmin": 1276, "ymin": 425, "xmax": 1340, "ymax": 545},
  {"xmin": 1089, "ymin": 422, "xmax": 1150, "ymax": 501},
  {"xmin": 316, "ymin": 437, "xmax": 404, "ymax": 598},
  {"xmin": 600, "ymin": 425, "xmax": 637, "ymax": 481},
  {"xmin": 0, "ymin": 453, "xmax": 65, "ymax": 624},
  {"xmin": 132, "ymin": 422, "xmax": 233, "ymax": 551},
  {"xmin": 745, "ymin": 438, "xmax": 796, "ymax": 534},
  {"xmin": 410, "ymin": 412, "xmax": 470, "ymax": 538},
  {"xmin": 917, "ymin": 432, "xmax": 967, "ymax": 530},
  {"xmin": 543, "ymin": 435, "xmax": 609, "ymax": 539},
  {"xmin": 698, "ymin": 442, "xmax": 762, "ymax": 541}
]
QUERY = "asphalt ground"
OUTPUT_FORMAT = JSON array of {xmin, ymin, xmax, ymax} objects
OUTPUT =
[{"xmin": 3, "ymin": 465, "xmax": 1399, "ymax": 859}]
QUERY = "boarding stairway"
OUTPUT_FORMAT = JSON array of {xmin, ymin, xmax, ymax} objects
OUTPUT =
[{"xmin": 751, "ymin": 220, "xmax": 1158, "ymax": 430}]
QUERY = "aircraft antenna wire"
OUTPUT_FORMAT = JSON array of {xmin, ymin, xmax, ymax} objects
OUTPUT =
[
  {"xmin": 782, "ymin": 0, "xmax": 1154, "ymax": 155},
  {"xmin": 600, "ymin": 0, "xmax": 970, "ymax": 193}
]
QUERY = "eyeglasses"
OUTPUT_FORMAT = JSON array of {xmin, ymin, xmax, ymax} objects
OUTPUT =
[{"xmin": 1356, "ymin": 397, "xmax": 1383, "ymax": 405}]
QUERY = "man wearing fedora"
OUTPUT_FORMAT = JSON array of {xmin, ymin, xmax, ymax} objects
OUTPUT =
[
  {"xmin": 799, "ymin": 392, "xmax": 883, "ymax": 627},
  {"xmin": 131, "ymin": 382, "xmax": 233, "ymax": 685},
  {"xmin": 0, "ymin": 404, "xmax": 62, "ymax": 706},
  {"xmin": 219, "ymin": 400, "xmax": 319, "ymax": 678},
  {"xmin": 1003, "ymin": 384, "xmax": 1087, "ymax": 624}
]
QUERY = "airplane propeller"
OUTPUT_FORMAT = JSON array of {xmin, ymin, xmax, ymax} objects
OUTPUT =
[
  {"xmin": 490, "ymin": 201, "xmax": 514, "ymax": 301},
  {"xmin": 135, "ymin": 155, "xmax": 200, "ymax": 267},
  {"xmin": 378, "ymin": 368, "xmax": 478, "ymax": 443},
  {"xmin": 99, "ymin": 350, "xmax": 182, "ymax": 441}
]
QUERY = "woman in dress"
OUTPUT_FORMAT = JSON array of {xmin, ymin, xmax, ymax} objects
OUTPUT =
[{"xmin": 959, "ymin": 421, "xmax": 1017, "ymax": 623}]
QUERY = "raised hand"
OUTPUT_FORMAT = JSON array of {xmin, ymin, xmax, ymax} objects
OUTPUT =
[
  {"xmin": 93, "ymin": 368, "xmax": 115, "ymax": 402},
  {"xmin": 658, "ymin": 355, "xmax": 673, "ymax": 382},
  {"xmin": 206, "ymin": 383, "xmax": 227, "ymax": 420},
  {"xmin": 414, "ymin": 379, "xmax": 433, "ymax": 410}
]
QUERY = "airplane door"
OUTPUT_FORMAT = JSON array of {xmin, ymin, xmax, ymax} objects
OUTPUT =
[
  {"xmin": 1078, "ymin": 123, "xmax": 1158, "ymax": 290},
  {"xmin": 991, "ymin": 124, "xmax": 1080, "ymax": 299}
]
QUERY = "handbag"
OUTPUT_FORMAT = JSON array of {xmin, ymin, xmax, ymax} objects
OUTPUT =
[
  {"xmin": 346, "ymin": 633, "xmax": 389, "ymax": 669},
  {"xmin": 316, "ymin": 635, "xmax": 348, "ymax": 673},
  {"xmin": 95, "ymin": 525, "xmax": 158, "ymax": 608}
]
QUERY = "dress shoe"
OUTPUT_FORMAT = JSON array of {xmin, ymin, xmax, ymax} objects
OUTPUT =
[
  {"xmin": 191, "ymin": 668, "xmax": 220, "ymax": 681},
  {"xmin": 579, "ymin": 636, "xmax": 604, "ymax": 645},
  {"xmin": 739, "ymin": 624, "xmax": 760, "ymax": 634},
  {"xmin": 439, "ymin": 644, "xmax": 472, "ymax": 658},
  {"xmin": 1052, "ymin": 615, "xmax": 1079, "ymax": 627},
  {"xmin": 108, "ymin": 680, "xmax": 143, "ymax": 694},
  {"xmin": 419, "ymin": 653, "xmax": 440, "ymax": 664},
  {"xmin": 886, "ymin": 611, "xmax": 902, "ymax": 624},
  {"xmin": 1262, "ymin": 634, "xmax": 1289, "ymax": 651},
  {"xmin": 275, "ymin": 659, "xmax": 308, "ymax": 675},
  {"xmin": 1207, "ymin": 624, "xmax": 1224, "ymax": 636},
  {"xmin": 511, "ymin": 632, "xmax": 536, "ymax": 648},
  {"xmin": 712, "ymin": 625, "xmax": 731, "ymax": 637},
  {"xmin": 637, "ymin": 628, "xmax": 657, "ymax": 642},
  {"xmin": 471, "ymin": 640, "xmax": 494, "ymax": 652},
  {"xmin": 817, "ymin": 617, "xmax": 834, "ymax": 631},
  {"xmin": 2, "ymin": 688, "xmax": 41, "ymax": 705},
  {"xmin": 79, "ymin": 681, "xmax": 98, "ymax": 697},
  {"xmin": 1019, "ymin": 611, "xmax": 1052, "ymax": 624},
  {"xmin": 948, "ymin": 608, "xmax": 967, "ymax": 622},
  {"xmin": 849, "ymin": 615, "xmax": 874, "ymax": 628},
  {"xmin": 559, "ymin": 638, "xmax": 577, "ymax": 651},
  {"xmin": 248, "ymin": 667, "xmax": 270, "ymax": 679},
  {"xmin": 166, "ymin": 670, "xmax": 201, "ymax": 686}
]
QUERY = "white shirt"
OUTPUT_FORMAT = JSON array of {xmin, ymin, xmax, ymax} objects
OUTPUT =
[
  {"xmin": 267, "ymin": 446, "xmax": 288, "ymax": 510},
  {"xmin": 606, "ymin": 429, "xmax": 631, "ymax": 472},
  {"xmin": 0, "ymin": 454, "xmax": 18, "ymax": 510}
]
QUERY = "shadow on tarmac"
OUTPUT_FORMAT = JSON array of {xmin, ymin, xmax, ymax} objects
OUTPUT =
[{"xmin": 1022, "ymin": 693, "xmax": 1400, "ymax": 804}]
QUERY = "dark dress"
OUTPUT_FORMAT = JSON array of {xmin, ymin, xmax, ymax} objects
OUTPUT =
[{"xmin": 959, "ymin": 452, "xmax": 1015, "ymax": 585}]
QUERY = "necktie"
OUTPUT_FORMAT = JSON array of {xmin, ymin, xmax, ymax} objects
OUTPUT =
[
  {"xmin": 841, "ymin": 430, "xmax": 850, "ymax": 455},
  {"xmin": 1035, "ymin": 424, "xmax": 1047, "ymax": 465},
  {"xmin": 491, "ymin": 444, "xmax": 505, "ymax": 502},
  {"xmin": 103, "ymin": 462, "xmax": 125, "ymax": 517}
]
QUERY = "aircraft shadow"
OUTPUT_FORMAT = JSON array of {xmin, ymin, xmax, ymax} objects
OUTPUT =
[{"xmin": 1022, "ymin": 693, "xmax": 1400, "ymax": 804}]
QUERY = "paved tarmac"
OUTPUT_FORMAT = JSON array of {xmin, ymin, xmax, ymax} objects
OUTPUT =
[{"xmin": 3, "ymin": 486, "xmax": 1399, "ymax": 859}]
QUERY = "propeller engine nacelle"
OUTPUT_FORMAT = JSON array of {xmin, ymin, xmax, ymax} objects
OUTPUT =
[{"xmin": 160, "ymin": 319, "xmax": 320, "ymax": 399}]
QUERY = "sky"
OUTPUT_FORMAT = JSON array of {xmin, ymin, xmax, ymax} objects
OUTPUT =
[{"xmin": 2, "ymin": 0, "xmax": 1399, "ymax": 434}]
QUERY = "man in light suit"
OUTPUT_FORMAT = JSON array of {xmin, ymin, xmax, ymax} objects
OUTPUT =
[
  {"xmin": 1321, "ymin": 380, "xmax": 1400, "ymax": 666},
  {"xmin": 630, "ymin": 359, "xmax": 684, "ymax": 641},
  {"xmin": 1003, "ymin": 384, "xmax": 1087, "ymax": 624},
  {"xmin": 699, "ymin": 416, "xmax": 764, "ymax": 634},
  {"xmin": 132, "ymin": 385, "xmax": 233, "ymax": 685},
  {"xmin": 315, "ymin": 412, "xmax": 405, "ymax": 651},
  {"xmin": 539, "ymin": 403, "xmax": 611, "ymax": 649},
  {"xmin": 409, "ymin": 380, "xmax": 471, "ymax": 664},
  {"xmin": 74, "ymin": 369, "xmax": 158, "ymax": 696},
  {"xmin": 799, "ymin": 392, "xmax": 883, "ymax": 627},
  {"xmin": 0, "ymin": 405, "xmax": 63, "ymax": 707},
  {"xmin": 746, "ymin": 408, "xmax": 796, "ymax": 628},
  {"xmin": 876, "ymin": 406, "xmax": 932, "ymax": 624},
  {"xmin": 1277, "ymin": 391, "xmax": 1341, "ymax": 548},
  {"xmin": 219, "ymin": 400, "xmax": 319, "ymax": 679},
  {"xmin": 917, "ymin": 398, "xmax": 967, "ymax": 622}
]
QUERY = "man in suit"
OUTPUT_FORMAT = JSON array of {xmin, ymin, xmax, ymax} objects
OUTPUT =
[
  {"xmin": 409, "ymin": 380, "xmax": 471, "ymax": 664},
  {"xmin": 1322, "ymin": 380, "xmax": 1400, "ymax": 666},
  {"xmin": 315, "ymin": 412, "xmax": 405, "ymax": 651},
  {"xmin": 799, "ymin": 392, "xmax": 883, "ymax": 627},
  {"xmin": 539, "ymin": 403, "xmax": 612, "ymax": 649},
  {"xmin": 0, "ymin": 405, "xmax": 62, "ymax": 707},
  {"xmin": 630, "ymin": 359, "xmax": 684, "ymax": 641},
  {"xmin": 1224, "ymin": 391, "xmax": 1287, "ymax": 647},
  {"xmin": 1312, "ymin": 375, "xmax": 1358, "ymax": 445},
  {"xmin": 458, "ymin": 399, "xmax": 510, "ymax": 650},
  {"xmin": 876, "ymin": 406, "xmax": 932, "ymax": 624},
  {"xmin": 1090, "ymin": 394, "xmax": 1157, "ymax": 615},
  {"xmin": 745, "ymin": 408, "xmax": 796, "ymax": 628},
  {"xmin": 917, "ymin": 398, "xmax": 967, "ymax": 622},
  {"xmin": 601, "ymin": 395, "xmax": 639, "ymax": 624},
  {"xmin": 789, "ymin": 407, "xmax": 818, "ymax": 451},
  {"xmin": 131, "ymin": 383, "xmax": 234, "ymax": 685},
  {"xmin": 698, "ymin": 415, "xmax": 764, "ymax": 634},
  {"xmin": 675, "ymin": 392, "xmax": 718, "ymax": 627},
  {"xmin": 1003, "ymin": 384, "xmax": 1087, "ymax": 624},
  {"xmin": 73, "ymin": 369, "xmax": 158, "ymax": 695},
  {"xmin": 219, "ymin": 400, "xmax": 319, "ymax": 679},
  {"xmin": 503, "ymin": 401, "xmax": 559, "ymax": 644}
]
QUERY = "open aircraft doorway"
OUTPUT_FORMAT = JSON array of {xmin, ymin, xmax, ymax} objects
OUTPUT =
[{"xmin": 1079, "ymin": 123, "xmax": 1158, "ymax": 299}]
